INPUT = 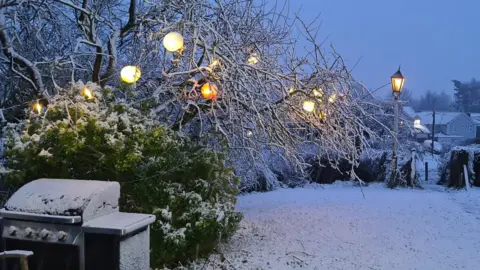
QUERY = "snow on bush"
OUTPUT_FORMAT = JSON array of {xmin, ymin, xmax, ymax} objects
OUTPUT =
[{"xmin": 1, "ymin": 82, "xmax": 242, "ymax": 268}]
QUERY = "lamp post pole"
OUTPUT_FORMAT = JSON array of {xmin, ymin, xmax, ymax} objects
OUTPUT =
[
  {"xmin": 388, "ymin": 67, "xmax": 405, "ymax": 188},
  {"xmin": 431, "ymin": 109, "xmax": 435, "ymax": 156},
  {"xmin": 391, "ymin": 93, "xmax": 400, "ymax": 185}
]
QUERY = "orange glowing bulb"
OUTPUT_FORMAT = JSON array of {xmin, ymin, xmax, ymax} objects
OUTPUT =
[{"xmin": 201, "ymin": 83, "xmax": 218, "ymax": 100}]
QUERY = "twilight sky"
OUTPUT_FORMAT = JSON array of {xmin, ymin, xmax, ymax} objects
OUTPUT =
[{"xmin": 286, "ymin": 0, "xmax": 480, "ymax": 98}]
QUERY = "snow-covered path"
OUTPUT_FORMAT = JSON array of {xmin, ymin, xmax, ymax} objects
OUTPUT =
[{"xmin": 200, "ymin": 184, "xmax": 480, "ymax": 269}]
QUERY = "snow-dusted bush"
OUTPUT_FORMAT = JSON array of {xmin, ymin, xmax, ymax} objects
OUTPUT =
[{"xmin": 1, "ymin": 82, "xmax": 242, "ymax": 268}]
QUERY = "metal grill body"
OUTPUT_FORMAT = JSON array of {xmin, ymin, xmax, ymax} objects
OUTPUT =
[{"xmin": 0, "ymin": 179, "xmax": 155, "ymax": 270}]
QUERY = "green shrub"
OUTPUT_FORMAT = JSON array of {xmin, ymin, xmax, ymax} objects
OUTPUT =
[{"xmin": 1, "ymin": 82, "xmax": 242, "ymax": 268}]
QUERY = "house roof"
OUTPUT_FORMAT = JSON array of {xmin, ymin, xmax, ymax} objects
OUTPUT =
[
  {"xmin": 415, "ymin": 111, "xmax": 464, "ymax": 125},
  {"xmin": 469, "ymin": 113, "xmax": 480, "ymax": 125},
  {"xmin": 402, "ymin": 106, "xmax": 416, "ymax": 119},
  {"xmin": 434, "ymin": 132, "xmax": 464, "ymax": 138}
]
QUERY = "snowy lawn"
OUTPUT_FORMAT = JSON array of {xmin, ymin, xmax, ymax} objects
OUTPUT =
[{"xmin": 197, "ymin": 183, "xmax": 480, "ymax": 269}]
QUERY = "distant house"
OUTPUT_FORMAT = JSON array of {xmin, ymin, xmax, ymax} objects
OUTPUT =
[
  {"xmin": 467, "ymin": 113, "xmax": 480, "ymax": 143},
  {"xmin": 402, "ymin": 106, "xmax": 430, "ymax": 141},
  {"xmin": 414, "ymin": 111, "xmax": 476, "ymax": 143}
]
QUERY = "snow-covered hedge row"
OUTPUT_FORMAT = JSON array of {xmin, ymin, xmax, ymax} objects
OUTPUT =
[
  {"xmin": 307, "ymin": 147, "xmax": 420, "ymax": 186},
  {"xmin": 233, "ymin": 147, "xmax": 308, "ymax": 192},
  {"xmin": 1, "ymin": 82, "xmax": 242, "ymax": 268},
  {"xmin": 438, "ymin": 145, "xmax": 480, "ymax": 188}
]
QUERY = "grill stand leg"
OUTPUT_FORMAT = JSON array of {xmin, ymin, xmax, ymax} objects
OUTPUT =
[
  {"xmin": 78, "ymin": 233, "xmax": 85, "ymax": 270},
  {"xmin": 20, "ymin": 257, "xmax": 28, "ymax": 270},
  {"xmin": 0, "ymin": 239, "xmax": 5, "ymax": 270}
]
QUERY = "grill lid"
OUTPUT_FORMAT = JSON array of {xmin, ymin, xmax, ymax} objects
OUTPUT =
[{"xmin": 3, "ymin": 179, "xmax": 120, "ymax": 222}]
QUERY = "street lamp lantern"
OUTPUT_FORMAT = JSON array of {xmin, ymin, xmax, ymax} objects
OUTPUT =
[{"xmin": 391, "ymin": 67, "xmax": 405, "ymax": 95}]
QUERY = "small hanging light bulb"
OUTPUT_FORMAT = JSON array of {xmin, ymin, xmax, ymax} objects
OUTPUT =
[
  {"xmin": 302, "ymin": 100, "xmax": 315, "ymax": 112},
  {"xmin": 313, "ymin": 88, "xmax": 323, "ymax": 97},
  {"xmin": 247, "ymin": 53, "xmax": 259, "ymax": 65},
  {"xmin": 33, "ymin": 100, "xmax": 42, "ymax": 114},
  {"xmin": 82, "ymin": 88, "xmax": 93, "ymax": 100},
  {"xmin": 210, "ymin": 59, "xmax": 220, "ymax": 67},
  {"xmin": 328, "ymin": 93, "xmax": 337, "ymax": 103},
  {"xmin": 319, "ymin": 110, "xmax": 327, "ymax": 120}
]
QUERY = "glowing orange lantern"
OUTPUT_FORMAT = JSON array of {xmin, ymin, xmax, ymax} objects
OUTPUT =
[{"xmin": 201, "ymin": 82, "xmax": 218, "ymax": 100}]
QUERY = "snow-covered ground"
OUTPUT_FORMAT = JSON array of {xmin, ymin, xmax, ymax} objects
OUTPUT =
[{"xmin": 196, "ymin": 183, "xmax": 480, "ymax": 269}]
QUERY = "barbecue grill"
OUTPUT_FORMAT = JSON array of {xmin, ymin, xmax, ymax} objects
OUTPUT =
[{"xmin": 0, "ymin": 179, "xmax": 155, "ymax": 270}]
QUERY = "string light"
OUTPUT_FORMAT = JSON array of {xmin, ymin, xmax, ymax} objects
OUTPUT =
[
  {"xmin": 163, "ymin": 32, "xmax": 184, "ymax": 52},
  {"xmin": 201, "ymin": 82, "xmax": 218, "ymax": 100},
  {"xmin": 328, "ymin": 93, "xmax": 337, "ymax": 103},
  {"xmin": 33, "ymin": 100, "xmax": 42, "ymax": 114},
  {"xmin": 82, "ymin": 88, "xmax": 93, "ymax": 100},
  {"xmin": 121, "ymin": 66, "xmax": 141, "ymax": 83},
  {"xmin": 247, "ymin": 53, "xmax": 259, "ymax": 65},
  {"xmin": 313, "ymin": 88, "xmax": 323, "ymax": 97},
  {"xmin": 302, "ymin": 100, "xmax": 315, "ymax": 112},
  {"xmin": 319, "ymin": 110, "xmax": 327, "ymax": 120},
  {"xmin": 210, "ymin": 59, "xmax": 220, "ymax": 67}
]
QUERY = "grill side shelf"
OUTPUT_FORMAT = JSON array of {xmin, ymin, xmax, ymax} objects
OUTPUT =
[{"xmin": 82, "ymin": 212, "xmax": 155, "ymax": 236}]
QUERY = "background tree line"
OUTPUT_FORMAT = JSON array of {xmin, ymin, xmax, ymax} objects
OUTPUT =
[{"xmin": 383, "ymin": 78, "xmax": 480, "ymax": 112}]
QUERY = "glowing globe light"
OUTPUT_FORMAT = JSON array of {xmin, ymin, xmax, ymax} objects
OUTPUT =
[
  {"xmin": 120, "ymin": 66, "xmax": 141, "ymax": 83},
  {"xmin": 302, "ymin": 100, "xmax": 315, "ymax": 112},
  {"xmin": 163, "ymin": 32, "xmax": 184, "ymax": 52}
]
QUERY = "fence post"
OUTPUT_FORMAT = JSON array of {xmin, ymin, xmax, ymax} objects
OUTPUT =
[
  {"xmin": 425, "ymin": 162, "xmax": 428, "ymax": 183},
  {"xmin": 463, "ymin": 165, "xmax": 470, "ymax": 191}
]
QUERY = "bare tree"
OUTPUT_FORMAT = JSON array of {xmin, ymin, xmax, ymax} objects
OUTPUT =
[
  {"xmin": 384, "ymin": 87, "xmax": 413, "ymax": 103},
  {"xmin": 0, "ymin": 0, "xmax": 387, "ymax": 182},
  {"xmin": 416, "ymin": 90, "xmax": 452, "ymax": 111}
]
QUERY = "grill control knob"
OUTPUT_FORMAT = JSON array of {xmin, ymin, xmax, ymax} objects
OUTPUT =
[
  {"xmin": 25, "ymin": 227, "xmax": 34, "ymax": 237},
  {"xmin": 7, "ymin": 226, "xmax": 17, "ymax": 236},
  {"xmin": 58, "ymin": 231, "xmax": 67, "ymax": 241},
  {"xmin": 40, "ymin": 229, "xmax": 50, "ymax": 239}
]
